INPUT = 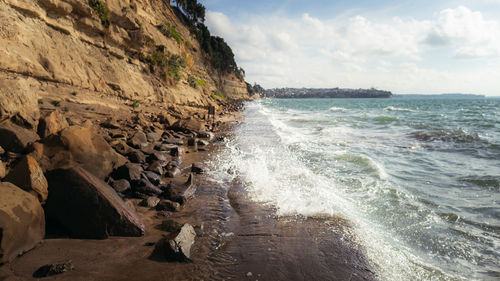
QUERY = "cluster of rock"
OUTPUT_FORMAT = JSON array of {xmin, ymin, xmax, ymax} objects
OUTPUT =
[{"xmin": 0, "ymin": 105, "xmax": 215, "ymax": 266}]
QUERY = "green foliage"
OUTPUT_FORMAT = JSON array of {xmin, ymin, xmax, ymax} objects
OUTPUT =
[
  {"xmin": 197, "ymin": 79, "xmax": 206, "ymax": 87},
  {"xmin": 88, "ymin": 0, "xmax": 110, "ymax": 28},
  {"xmin": 71, "ymin": 91, "xmax": 77, "ymax": 96},
  {"xmin": 187, "ymin": 76, "xmax": 197, "ymax": 88},
  {"xmin": 38, "ymin": 99, "xmax": 43, "ymax": 105},
  {"xmin": 185, "ymin": 40, "xmax": 192, "ymax": 48},
  {"xmin": 210, "ymin": 90, "xmax": 225, "ymax": 101},
  {"xmin": 160, "ymin": 23, "xmax": 182, "ymax": 45},
  {"xmin": 51, "ymin": 100, "xmax": 61, "ymax": 107},
  {"xmin": 132, "ymin": 101, "xmax": 140, "ymax": 108}
]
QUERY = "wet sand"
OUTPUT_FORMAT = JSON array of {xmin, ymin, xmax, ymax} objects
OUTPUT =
[{"xmin": 0, "ymin": 123, "xmax": 376, "ymax": 281}]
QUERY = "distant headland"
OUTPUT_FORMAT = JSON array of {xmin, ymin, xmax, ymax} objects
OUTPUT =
[
  {"xmin": 393, "ymin": 94, "xmax": 485, "ymax": 99},
  {"xmin": 263, "ymin": 88, "xmax": 393, "ymax": 99}
]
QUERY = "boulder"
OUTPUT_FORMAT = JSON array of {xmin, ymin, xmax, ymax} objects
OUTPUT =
[
  {"xmin": 155, "ymin": 224, "xmax": 196, "ymax": 262},
  {"xmin": 175, "ymin": 117, "xmax": 205, "ymax": 133},
  {"xmin": 149, "ymin": 151, "xmax": 169, "ymax": 162},
  {"xmin": 111, "ymin": 179, "xmax": 131, "ymax": 193},
  {"xmin": 0, "ymin": 182, "xmax": 45, "ymax": 264},
  {"xmin": 191, "ymin": 162, "xmax": 207, "ymax": 174},
  {"xmin": 159, "ymin": 220, "xmax": 182, "ymax": 233},
  {"xmin": 156, "ymin": 200, "xmax": 181, "ymax": 212},
  {"xmin": 133, "ymin": 175, "xmax": 162, "ymax": 196},
  {"xmin": 32, "ymin": 126, "xmax": 127, "ymax": 180},
  {"xmin": 4, "ymin": 156, "xmax": 48, "ymax": 202},
  {"xmin": 140, "ymin": 197, "xmax": 160, "ymax": 208},
  {"xmin": 147, "ymin": 161, "xmax": 164, "ymax": 176},
  {"xmin": 0, "ymin": 76, "xmax": 40, "ymax": 129},
  {"xmin": 168, "ymin": 174, "xmax": 196, "ymax": 205},
  {"xmin": 45, "ymin": 166, "xmax": 145, "ymax": 239},
  {"xmin": 0, "ymin": 161, "xmax": 6, "ymax": 179},
  {"xmin": 128, "ymin": 131, "xmax": 148, "ymax": 149},
  {"xmin": 146, "ymin": 132, "xmax": 161, "ymax": 143},
  {"xmin": 0, "ymin": 120, "xmax": 39, "ymax": 153},
  {"xmin": 127, "ymin": 150, "xmax": 146, "ymax": 164},
  {"xmin": 140, "ymin": 143, "xmax": 156, "ymax": 155},
  {"xmin": 144, "ymin": 171, "xmax": 162, "ymax": 185},
  {"xmin": 111, "ymin": 163, "xmax": 143, "ymax": 183},
  {"xmin": 37, "ymin": 111, "xmax": 69, "ymax": 138}
]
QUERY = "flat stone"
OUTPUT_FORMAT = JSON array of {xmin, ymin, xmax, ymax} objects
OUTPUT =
[
  {"xmin": 111, "ymin": 179, "xmax": 131, "ymax": 193},
  {"xmin": 163, "ymin": 138, "xmax": 184, "ymax": 146},
  {"xmin": 168, "ymin": 174, "xmax": 196, "ymax": 205},
  {"xmin": 33, "ymin": 261, "xmax": 73, "ymax": 278},
  {"xmin": 45, "ymin": 166, "xmax": 145, "ymax": 238},
  {"xmin": 0, "ymin": 182, "xmax": 45, "ymax": 264},
  {"xmin": 4, "ymin": 155, "xmax": 48, "ymax": 202}
]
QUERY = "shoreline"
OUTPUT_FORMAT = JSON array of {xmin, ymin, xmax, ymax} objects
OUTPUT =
[{"xmin": 1, "ymin": 101, "xmax": 376, "ymax": 281}]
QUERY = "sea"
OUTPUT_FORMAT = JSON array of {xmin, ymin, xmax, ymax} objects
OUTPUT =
[{"xmin": 211, "ymin": 98, "xmax": 499, "ymax": 281}]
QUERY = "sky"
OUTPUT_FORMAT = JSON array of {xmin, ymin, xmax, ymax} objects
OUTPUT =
[{"xmin": 201, "ymin": 0, "xmax": 500, "ymax": 96}]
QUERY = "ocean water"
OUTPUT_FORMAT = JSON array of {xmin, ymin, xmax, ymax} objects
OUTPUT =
[{"xmin": 212, "ymin": 98, "xmax": 500, "ymax": 281}]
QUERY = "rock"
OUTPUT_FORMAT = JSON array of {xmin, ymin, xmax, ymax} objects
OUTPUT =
[
  {"xmin": 147, "ymin": 161, "xmax": 164, "ymax": 176},
  {"xmin": 32, "ymin": 126, "xmax": 127, "ymax": 180},
  {"xmin": 37, "ymin": 111, "xmax": 69, "ymax": 138},
  {"xmin": 4, "ymin": 156, "xmax": 48, "ymax": 202},
  {"xmin": 112, "ymin": 163, "xmax": 143, "ymax": 183},
  {"xmin": 149, "ymin": 151, "xmax": 169, "ymax": 162},
  {"xmin": 33, "ymin": 261, "xmax": 73, "ymax": 278},
  {"xmin": 140, "ymin": 196, "xmax": 160, "ymax": 208},
  {"xmin": 155, "ymin": 143, "xmax": 177, "ymax": 152},
  {"xmin": 45, "ymin": 166, "xmax": 145, "ymax": 238},
  {"xmin": 197, "ymin": 139, "xmax": 209, "ymax": 146},
  {"xmin": 111, "ymin": 179, "xmax": 131, "ymax": 193},
  {"xmin": 0, "ymin": 76, "xmax": 40, "ymax": 129},
  {"xmin": 0, "ymin": 161, "xmax": 6, "ymax": 179},
  {"xmin": 144, "ymin": 171, "xmax": 162, "ymax": 185},
  {"xmin": 163, "ymin": 138, "xmax": 184, "ymax": 146},
  {"xmin": 100, "ymin": 118, "xmax": 120, "ymax": 129},
  {"xmin": 156, "ymin": 200, "xmax": 181, "ymax": 212},
  {"xmin": 146, "ymin": 132, "xmax": 161, "ymax": 143},
  {"xmin": 0, "ymin": 182, "xmax": 45, "ymax": 264},
  {"xmin": 0, "ymin": 120, "xmax": 39, "ymax": 153},
  {"xmin": 166, "ymin": 167, "xmax": 181, "ymax": 178},
  {"xmin": 168, "ymin": 174, "xmax": 196, "ymax": 205},
  {"xmin": 140, "ymin": 143, "xmax": 156, "ymax": 155},
  {"xmin": 110, "ymin": 140, "xmax": 134, "ymax": 155},
  {"xmin": 128, "ymin": 131, "xmax": 148, "ymax": 149},
  {"xmin": 187, "ymin": 138, "xmax": 196, "ymax": 146},
  {"xmin": 170, "ymin": 146, "xmax": 184, "ymax": 157},
  {"xmin": 0, "ymin": 146, "xmax": 4, "ymax": 155},
  {"xmin": 155, "ymin": 224, "xmax": 196, "ymax": 262},
  {"xmin": 191, "ymin": 162, "xmax": 207, "ymax": 174},
  {"xmin": 127, "ymin": 150, "xmax": 146, "ymax": 164},
  {"xmin": 198, "ymin": 132, "xmax": 214, "ymax": 140},
  {"xmin": 175, "ymin": 117, "xmax": 205, "ymax": 133},
  {"xmin": 159, "ymin": 220, "xmax": 182, "ymax": 233},
  {"xmin": 133, "ymin": 175, "xmax": 162, "ymax": 196},
  {"xmin": 38, "ymin": 0, "xmax": 73, "ymax": 16}
]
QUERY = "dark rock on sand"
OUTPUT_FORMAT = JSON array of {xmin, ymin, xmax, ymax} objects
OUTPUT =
[
  {"xmin": 4, "ymin": 155, "xmax": 48, "ymax": 202},
  {"xmin": 191, "ymin": 162, "xmax": 207, "ymax": 174},
  {"xmin": 155, "ymin": 224, "xmax": 196, "ymax": 262},
  {"xmin": 0, "ymin": 120, "xmax": 39, "ymax": 153},
  {"xmin": 140, "ymin": 196, "xmax": 160, "ymax": 208},
  {"xmin": 168, "ymin": 174, "xmax": 196, "ymax": 205},
  {"xmin": 33, "ymin": 261, "xmax": 73, "ymax": 278},
  {"xmin": 45, "ymin": 166, "xmax": 145, "ymax": 239},
  {"xmin": 111, "ymin": 179, "xmax": 131, "ymax": 193},
  {"xmin": 156, "ymin": 200, "xmax": 181, "ymax": 212},
  {"xmin": 0, "ymin": 182, "xmax": 45, "ymax": 264}
]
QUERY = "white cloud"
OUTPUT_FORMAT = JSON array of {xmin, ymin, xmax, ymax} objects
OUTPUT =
[{"xmin": 205, "ymin": 7, "xmax": 500, "ymax": 95}]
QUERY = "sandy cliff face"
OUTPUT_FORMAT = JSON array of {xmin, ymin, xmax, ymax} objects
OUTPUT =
[{"xmin": 0, "ymin": 0, "xmax": 248, "ymax": 117}]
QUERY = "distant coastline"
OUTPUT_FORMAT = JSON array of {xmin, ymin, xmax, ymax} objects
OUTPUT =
[
  {"xmin": 393, "ymin": 93, "xmax": 485, "ymax": 99},
  {"xmin": 263, "ymin": 88, "xmax": 393, "ymax": 99}
]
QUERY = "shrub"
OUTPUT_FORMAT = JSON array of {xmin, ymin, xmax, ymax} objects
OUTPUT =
[
  {"xmin": 132, "ymin": 101, "xmax": 140, "ymax": 108},
  {"xmin": 160, "ymin": 23, "xmax": 182, "ymax": 45},
  {"xmin": 51, "ymin": 100, "xmax": 61, "ymax": 107},
  {"xmin": 88, "ymin": 0, "xmax": 110, "ymax": 28},
  {"xmin": 197, "ymin": 79, "xmax": 206, "ymax": 87},
  {"xmin": 185, "ymin": 40, "xmax": 192, "ymax": 48}
]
